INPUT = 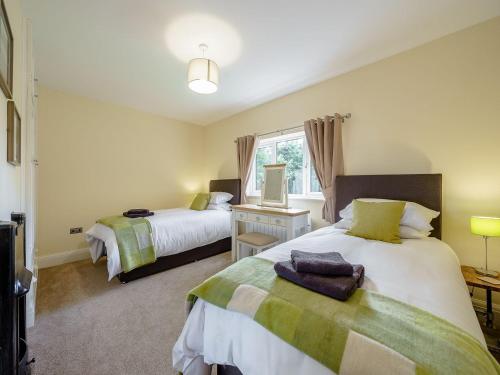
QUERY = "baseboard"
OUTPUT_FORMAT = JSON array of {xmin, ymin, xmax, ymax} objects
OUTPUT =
[
  {"xmin": 471, "ymin": 297, "xmax": 500, "ymax": 314},
  {"xmin": 38, "ymin": 248, "xmax": 90, "ymax": 269}
]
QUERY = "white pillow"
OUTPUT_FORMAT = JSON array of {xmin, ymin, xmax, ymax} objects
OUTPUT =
[
  {"xmin": 210, "ymin": 192, "xmax": 233, "ymax": 204},
  {"xmin": 339, "ymin": 198, "xmax": 440, "ymax": 232},
  {"xmin": 334, "ymin": 219, "xmax": 431, "ymax": 239},
  {"xmin": 207, "ymin": 203, "xmax": 232, "ymax": 211}
]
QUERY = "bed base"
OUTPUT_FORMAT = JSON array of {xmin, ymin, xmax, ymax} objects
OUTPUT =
[
  {"xmin": 217, "ymin": 365, "xmax": 242, "ymax": 375},
  {"xmin": 117, "ymin": 237, "xmax": 231, "ymax": 283}
]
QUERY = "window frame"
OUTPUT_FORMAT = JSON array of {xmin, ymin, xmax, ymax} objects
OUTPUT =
[{"xmin": 247, "ymin": 130, "xmax": 324, "ymax": 200}]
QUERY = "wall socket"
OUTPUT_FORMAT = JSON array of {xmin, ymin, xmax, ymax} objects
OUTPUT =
[{"xmin": 70, "ymin": 227, "xmax": 83, "ymax": 234}]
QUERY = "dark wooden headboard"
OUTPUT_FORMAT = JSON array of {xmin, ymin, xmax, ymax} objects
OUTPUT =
[
  {"xmin": 335, "ymin": 174, "xmax": 442, "ymax": 239},
  {"xmin": 209, "ymin": 179, "xmax": 241, "ymax": 205}
]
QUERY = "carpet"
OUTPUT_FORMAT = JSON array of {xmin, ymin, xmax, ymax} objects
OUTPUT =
[{"xmin": 29, "ymin": 252, "xmax": 232, "ymax": 375}]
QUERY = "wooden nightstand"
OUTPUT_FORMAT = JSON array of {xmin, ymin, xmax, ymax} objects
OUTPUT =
[
  {"xmin": 462, "ymin": 265, "xmax": 500, "ymax": 328},
  {"xmin": 461, "ymin": 265, "xmax": 500, "ymax": 358}
]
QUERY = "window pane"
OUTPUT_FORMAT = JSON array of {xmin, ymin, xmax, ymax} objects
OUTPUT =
[
  {"xmin": 310, "ymin": 167, "xmax": 321, "ymax": 193},
  {"xmin": 255, "ymin": 146, "xmax": 272, "ymax": 190},
  {"xmin": 276, "ymin": 138, "xmax": 303, "ymax": 194}
]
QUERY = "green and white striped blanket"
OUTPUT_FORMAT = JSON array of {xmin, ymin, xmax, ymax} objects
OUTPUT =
[
  {"xmin": 188, "ymin": 257, "xmax": 500, "ymax": 374},
  {"xmin": 98, "ymin": 215, "xmax": 156, "ymax": 273}
]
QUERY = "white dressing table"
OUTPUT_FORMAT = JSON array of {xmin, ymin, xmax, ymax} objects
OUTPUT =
[{"xmin": 231, "ymin": 204, "xmax": 311, "ymax": 261}]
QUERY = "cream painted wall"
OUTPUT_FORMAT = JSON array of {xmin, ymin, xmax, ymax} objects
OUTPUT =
[
  {"xmin": 37, "ymin": 86, "xmax": 204, "ymax": 256},
  {"xmin": 203, "ymin": 17, "xmax": 500, "ymax": 270},
  {"xmin": 0, "ymin": 0, "xmax": 27, "ymax": 220}
]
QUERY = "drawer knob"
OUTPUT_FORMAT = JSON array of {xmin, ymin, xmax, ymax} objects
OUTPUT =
[
  {"xmin": 256, "ymin": 217, "xmax": 260, "ymax": 221},
  {"xmin": 276, "ymin": 219, "xmax": 280, "ymax": 224}
]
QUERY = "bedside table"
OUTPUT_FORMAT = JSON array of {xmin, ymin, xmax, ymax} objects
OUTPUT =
[
  {"xmin": 462, "ymin": 265, "xmax": 500, "ymax": 359},
  {"xmin": 461, "ymin": 265, "xmax": 500, "ymax": 328}
]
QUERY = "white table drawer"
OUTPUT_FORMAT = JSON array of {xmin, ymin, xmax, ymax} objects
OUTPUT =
[
  {"xmin": 235, "ymin": 211, "xmax": 248, "ymax": 221},
  {"xmin": 248, "ymin": 213, "xmax": 269, "ymax": 224},
  {"xmin": 269, "ymin": 216, "xmax": 286, "ymax": 227}
]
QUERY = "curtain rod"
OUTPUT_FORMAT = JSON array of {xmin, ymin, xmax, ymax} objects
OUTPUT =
[{"xmin": 234, "ymin": 113, "xmax": 351, "ymax": 143}]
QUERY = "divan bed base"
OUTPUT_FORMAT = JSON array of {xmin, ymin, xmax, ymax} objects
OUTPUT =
[
  {"xmin": 117, "ymin": 237, "xmax": 231, "ymax": 283},
  {"xmin": 217, "ymin": 365, "xmax": 242, "ymax": 375}
]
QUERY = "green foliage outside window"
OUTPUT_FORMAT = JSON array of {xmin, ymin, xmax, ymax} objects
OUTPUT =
[
  {"xmin": 310, "ymin": 166, "xmax": 321, "ymax": 192},
  {"xmin": 254, "ymin": 134, "xmax": 321, "ymax": 195},
  {"xmin": 255, "ymin": 146, "xmax": 272, "ymax": 190},
  {"xmin": 277, "ymin": 138, "xmax": 303, "ymax": 194}
]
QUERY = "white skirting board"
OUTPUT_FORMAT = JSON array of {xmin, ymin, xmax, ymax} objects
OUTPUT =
[
  {"xmin": 471, "ymin": 297, "xmax": 500, "ymax": 314},
  {"xmin": 38, "ymin": 248, "xmax": 90, "ymax": 269}
]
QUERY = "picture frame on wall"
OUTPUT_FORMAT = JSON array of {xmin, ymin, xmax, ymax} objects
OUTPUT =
[
  {"xmin": 0, "ymin": 0, "xmax": 13, "ymax": 98},
  {"xmin": 7, "ymin": 100, "xmax": 20, "ymax": 165}
]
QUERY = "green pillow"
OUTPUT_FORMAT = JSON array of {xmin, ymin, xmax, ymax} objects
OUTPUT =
[
  {"xmin": 190, "ymin": 193, "xmax": 210, "ymax": 211},
  {"xmin": 346, "ymin": 200, "xmax": 405, "ymax": 244}
]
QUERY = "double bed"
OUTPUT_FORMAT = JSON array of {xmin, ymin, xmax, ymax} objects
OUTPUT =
[
  {"xmin": 85, "ymin": 179, "xmax": 240, "ymax": 282},
  {"xmin": 173, "ymin": 174, "xmax": 497, "ymax": 374}
]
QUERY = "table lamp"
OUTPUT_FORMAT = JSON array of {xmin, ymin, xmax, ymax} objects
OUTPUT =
[{"xmin": 471, "ymin": 216, "xmax": 500, "ymax": 277}]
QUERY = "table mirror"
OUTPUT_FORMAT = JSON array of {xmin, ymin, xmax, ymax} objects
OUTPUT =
[{"xmin": 261, "ymin": 163, "xmax": 288, "ymax": 208}]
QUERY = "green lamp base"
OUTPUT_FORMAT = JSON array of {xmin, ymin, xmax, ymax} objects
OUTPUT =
[{"xmin": 475, "ymin": 267, "xmax": 499, "ymax": 278}]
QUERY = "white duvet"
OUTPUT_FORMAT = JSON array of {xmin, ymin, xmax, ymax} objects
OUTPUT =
[
  {"xmin": 173, "ymin": 226, "xmax": 484, "ymax": 375},
  {"xmin": 85, "ymin": 208, "xmax": 231, "ymax": 280}
]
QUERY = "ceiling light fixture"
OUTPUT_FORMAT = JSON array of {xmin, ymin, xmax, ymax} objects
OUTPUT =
[{"xmin": 187, "ymin": 44, "xmax": 219, "ymax": 94}]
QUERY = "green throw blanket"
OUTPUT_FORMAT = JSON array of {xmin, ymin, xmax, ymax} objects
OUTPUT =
[
  {"xmin": 188, "ymin": 257, "xmax": 500, "ymax": 375},
  {"xmin": 98, "ymin": 216, "xmax": 156, "ymax": 273}
]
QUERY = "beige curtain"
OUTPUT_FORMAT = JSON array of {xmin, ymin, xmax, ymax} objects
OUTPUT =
[
  {"xmin": 236, "ymin": 134, "xmax": 257, "ymax": 204},
  {"xmin": 304, "ymin": 114, "xmax": 344, "ymax": 223}
]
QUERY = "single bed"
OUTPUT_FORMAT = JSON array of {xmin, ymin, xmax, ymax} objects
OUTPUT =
[
  {"xmin": 172, "ymin": 174, "xmax": 494, "ymax": 375},
  {"xmin": 85, "ymin": 179, "xmax": 240, "ymax": 282}
]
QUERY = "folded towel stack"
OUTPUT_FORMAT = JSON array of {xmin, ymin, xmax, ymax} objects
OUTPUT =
[
  {"xmin": 123, "ymin": 209, "xmax": 154, "ymax": 218},
  {"xmin": 291, "ymin": 250, "xmax": 354, "ymax": 276},
  {"xmin": 274, "ymin": 250, "xmax": 364, "ymax": 301}
]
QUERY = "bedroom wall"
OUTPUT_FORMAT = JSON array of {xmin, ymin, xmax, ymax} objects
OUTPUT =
[
  {"xmin": 0, "ymin": 0, "xmax": 27, "ymax": 221},
  {"xmin": 37, "ymin": 86, "xmax": 204, "ymax": 261},
  {"xmin": 203, "ymin": 16, "xmax": 500, "ymax": 270}
]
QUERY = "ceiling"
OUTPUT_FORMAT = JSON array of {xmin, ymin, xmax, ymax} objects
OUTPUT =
[{"xmin": 22, "ymin": 0, "xmax": 500, "ymax": 126}]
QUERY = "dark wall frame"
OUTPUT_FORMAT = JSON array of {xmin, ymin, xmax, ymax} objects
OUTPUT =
[
  {"xmin": 0, "ymin": 0, "xmax": 13, "ymax": 99},
  {"xmin": 7, "ymin": 100, "xmax": 20, "ymax": 166}
]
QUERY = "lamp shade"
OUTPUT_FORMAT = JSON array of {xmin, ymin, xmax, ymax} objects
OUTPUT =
[
  {"xmin": 187, "ymin": 58, "xmax": 219, "ymax": 94},
  {"xmin": 471, "ymin": 216, "xmax": 500, "ymax": 237}
]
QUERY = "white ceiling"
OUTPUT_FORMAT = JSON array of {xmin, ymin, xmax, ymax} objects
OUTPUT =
[{"xmin": 22, "ymin": 0, "xmax": 500, "ymax": 126}]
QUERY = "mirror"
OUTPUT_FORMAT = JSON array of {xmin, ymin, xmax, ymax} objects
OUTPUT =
[{"xmin": 261, "ymin": 164, "xmax": 288, "ymax": 208}]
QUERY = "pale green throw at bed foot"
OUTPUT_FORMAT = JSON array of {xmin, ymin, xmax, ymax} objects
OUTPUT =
[
  {"xmin": 98, "ymin": 215, "xmax": 156, "ymax": 273},
  {"xmin": 188, "ymin": 257, "xmax": 500, "ymax": 375}
]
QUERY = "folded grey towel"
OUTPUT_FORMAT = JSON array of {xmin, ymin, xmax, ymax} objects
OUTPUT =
[
  {"xmin": 123, "ymin": 211, "xmax": 154, "ymax": 218},
  {"xmin": 274, "ymin": 261, "xmax": 364, "ymax": 301},
  {"xmin": 290, "ymin": 250, "xmax": 354, "ymax": 276}
]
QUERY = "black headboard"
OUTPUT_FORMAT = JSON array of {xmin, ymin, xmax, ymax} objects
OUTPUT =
[
  {"xmin": 335, "ymin": 174, "xmax": 442, "ymax": 239},
  {"xmin": 209, "ymin": 179, "xmax": 241, "ymax": 205}
]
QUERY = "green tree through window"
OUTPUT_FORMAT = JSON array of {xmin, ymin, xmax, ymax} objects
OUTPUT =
[
  {"xmin": 255, "ymin": 146, "xmax": 272, "ymax": 190},
  {"xmin": 251, "ymin": 132, "xmax": 322, "ymax": 197},
  {"xmin": 310, "ymin": 166, "xmax": 321, "ymax": 192},
  {"xmin": 277, "ymin": 138, "xmax": 303, "ymax": 194}
]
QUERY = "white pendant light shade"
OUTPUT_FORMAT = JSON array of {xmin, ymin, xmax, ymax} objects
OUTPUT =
[{"xmin": 188, "ymin": 58, "xmax": 219, "ymax": 94}]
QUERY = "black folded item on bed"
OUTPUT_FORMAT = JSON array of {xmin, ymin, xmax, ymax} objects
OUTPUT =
[
  {"xmin": 123, "ymin": 209, "xmax": 154, "ymax": 218},
  {"xmin": 290, "ymin": 250, "xmax": 354, "ymax": 276},
  {"xmin": 274, "ymin": 261, "xmax": 364, "ymax": 301}
]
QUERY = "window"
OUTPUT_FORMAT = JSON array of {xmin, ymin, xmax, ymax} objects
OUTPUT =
[{"xmin": 249, "ymin": 131, "xmax": 323, "ymax": 198}]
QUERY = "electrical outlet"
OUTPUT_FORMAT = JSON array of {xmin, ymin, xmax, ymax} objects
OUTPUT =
[{"xmin": 70, "ymin": 227, "xmax": 83, "ymax": 234}]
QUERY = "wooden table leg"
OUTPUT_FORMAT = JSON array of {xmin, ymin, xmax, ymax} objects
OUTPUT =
[
  {"xmin": 231, "ymin": 212, "xmax": 237, "ymax": 262},
  {"xmin": 487, "ymin": 288, "xmax": 494, "ymax": 328}
]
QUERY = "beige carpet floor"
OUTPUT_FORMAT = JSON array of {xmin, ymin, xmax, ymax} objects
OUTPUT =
[{"xmin": 28, "ymin": 252, "xmax": 232, "ymax": 375}]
